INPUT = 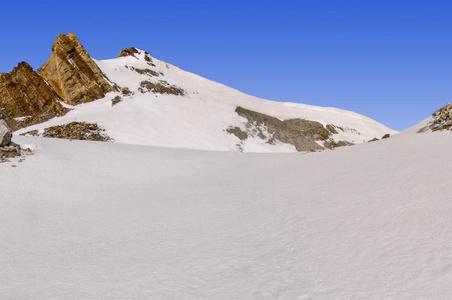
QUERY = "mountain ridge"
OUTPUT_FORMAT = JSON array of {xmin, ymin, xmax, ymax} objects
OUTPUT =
[{"xmin": 2, "ymin": 33, "xmax": 397, "ymax": 152}]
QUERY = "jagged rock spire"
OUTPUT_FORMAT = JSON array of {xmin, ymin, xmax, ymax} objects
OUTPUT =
[{"xmin": 38, "ymin": 32, "xmax": 113, "ymax": 105}]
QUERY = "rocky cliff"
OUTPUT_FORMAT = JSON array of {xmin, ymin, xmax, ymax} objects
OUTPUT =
[
  {"xmin": 0, "ymin": 62, "xmax": 67, "ymax": 130},
  {"xmin": 38, "ymin": 32, "xmax": 113, "ymax": 105}
]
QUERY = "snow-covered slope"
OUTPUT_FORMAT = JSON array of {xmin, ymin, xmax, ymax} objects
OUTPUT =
[
  {"xmin": 16, "ymin": 49, "xmax": 396, "ymax": 152},
  {"xmin": 2, "ymin": 127, "xmax": 451, "ymax": 298}
]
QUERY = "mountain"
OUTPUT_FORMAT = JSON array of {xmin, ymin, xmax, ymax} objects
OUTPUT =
[
  {"xmin": 2, "ymin": 33, "xmax": 451, "ymax": 298},
  {"xmin": 2, "ymin": 33, "xmax": 396, "ymax": 152}
]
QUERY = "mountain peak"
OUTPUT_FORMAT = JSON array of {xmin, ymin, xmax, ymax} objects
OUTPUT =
[
  {"xmin": 13, "ymin": 61, "xmax": 33, "ymax": 72},
  {"xmin": 52, "ymin": 32, "xmax": 82, "ymax": 53},
  {"xmin": 118, "ymin": 47, "xmax": 140, "ymax": 58},
  {"xmin": 38, "ymin": 32, "xmax": 113, "ymax": 105}
]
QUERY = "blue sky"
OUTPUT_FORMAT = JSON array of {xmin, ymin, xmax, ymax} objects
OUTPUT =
[{"xmin": 1, "ymin": 0, "xmax": 451, "ymax": 130}]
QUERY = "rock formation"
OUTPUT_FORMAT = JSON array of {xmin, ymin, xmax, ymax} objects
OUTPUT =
[
  {"xmin": 418, "ymin": 103, "xmax": 452, "ymax": 133},
  {"xmin": 0, "ymin": 62, "xmax": 67, "ymax": 130},
  {"xmin": 38, "ymin": 32, "xmax": 113, "ymax": 105},
  {"xmin": 231, "ymin": 106, "xmax": 353, "ymax": 152},
  {"xmin": 118, "ymin": 47, "xmax": 140, "ymax": 58},
  {"xmin": 41, "ymin": 122, "xmax": 111, "ymax": 141}
]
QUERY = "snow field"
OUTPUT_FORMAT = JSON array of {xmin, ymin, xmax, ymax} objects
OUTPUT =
[{"xmin": 1, "ymin": 129, "xmax": 451, "ymax": 299}]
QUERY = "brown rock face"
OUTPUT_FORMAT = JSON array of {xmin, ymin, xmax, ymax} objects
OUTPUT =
[
  {"xmin": 0, "ymin": 62, "xmax": 67, "ymax": 130},
  {"xmin": 38, "ymin": 32, "xmax": 113, "ymax": 105},
  {"xmin": 118, "ymin": 47, "xmax": 140, "ymax": 58},
  {"xmin": 418, "ymin": 103, "xmax": 452, "ymax": 133}
]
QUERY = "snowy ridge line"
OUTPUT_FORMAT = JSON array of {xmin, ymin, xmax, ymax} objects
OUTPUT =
[{"xmin": 17, "ymin": 48, "xmax": 397, "ymax": 152}]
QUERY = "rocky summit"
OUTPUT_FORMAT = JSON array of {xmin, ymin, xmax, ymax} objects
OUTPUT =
[{"xmin": 38, "ymin": 32, "xmax": 113, "ymax": 105}]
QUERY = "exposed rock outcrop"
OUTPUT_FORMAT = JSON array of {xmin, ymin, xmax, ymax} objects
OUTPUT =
[
  {"xmin": 42, "ymin": 122, "xmax": 111, "ymax": 141},
  {"xmin": 231, "ymin": 106, "xmax": 353, "ymax": 152},
  {"xmin": 38, "ymin": 32, "xmax": 113, "ymax": 105},
  {"xmin": 0, "ymin": 62, "xmax": 67, "ymax": 130},
  {"xmin": 138, "ymin": 80, "xmax": 185, "ymax": 95},
  {"xmin": 418, "ymin": 103, "xmax": 452, "ymax": 133},
  {"xmin": 118, "ymin": 47, "xmax": 156, "ymax": 66},
  {"xmin": 118, "ymin": 47, "xmax": 140, "ymax": 58}
]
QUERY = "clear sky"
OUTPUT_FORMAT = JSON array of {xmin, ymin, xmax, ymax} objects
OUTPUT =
[{"xmin": 1, "ymin": 0, "xmax": 451, "ymax": 130}]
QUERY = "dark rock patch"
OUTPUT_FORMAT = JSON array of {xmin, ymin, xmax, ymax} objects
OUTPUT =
[
  {"xmin": 226, "ymin": 127, "xmax": 248, "ymax": 141},
  {"xmin": 232, "ymin": 106, "xmax": 353, "ymax": 152},
  {"xmin": 324, "ymin": 140, "xmax": 354, "ymax": 149},
  {"xmin": 131, "ymin": 67, "xmax": 160, "ymax": 77},
  {"xmin": 111, "ymin": 96, "xmax": 122, "ymax": 106},
  {"xmin": 139, "ymin": 80, "xmax": 184, "ymax": 96},
  {"xmin": 42, "ymin": 122, "xmax": 111, "ymax": 141},
  {"xmin": 121, "ymin": 87, "xmax": 133, "ymax": 96},
  {"xmin": 0, "ymin": 145, "xmax": 33, "ymax": 163},
  {"xmin": 19, "ymin": 130, "xmax": 39, "ymax": 137},
  {"xmin": 326, "ymin": 124, "xmax": 338, "ymax": 134}
]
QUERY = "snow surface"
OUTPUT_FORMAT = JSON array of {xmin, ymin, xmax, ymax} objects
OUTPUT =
[
  {"xmin": 2, "ymin": 127, "xmax": 452, "ymax": 299},
  {"xmin": 16, "ymin": 49, "xmax": 397, "ymax": 152}
]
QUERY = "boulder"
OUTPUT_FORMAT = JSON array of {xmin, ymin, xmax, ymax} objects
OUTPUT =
[{"xmin": 0, "ymin": 113, "xmax": 12, "ymax": 146}]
